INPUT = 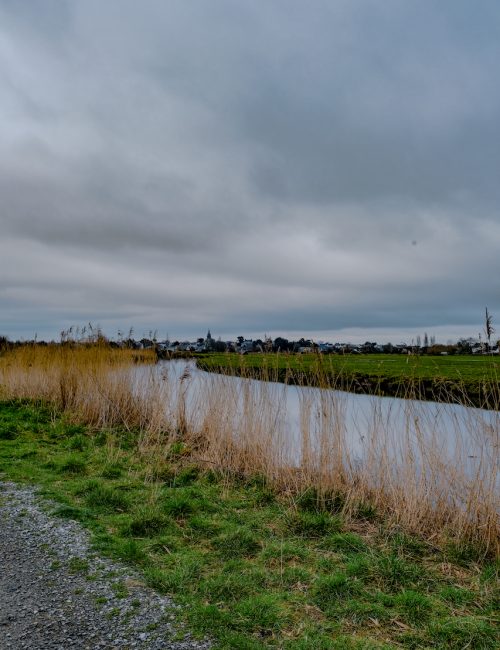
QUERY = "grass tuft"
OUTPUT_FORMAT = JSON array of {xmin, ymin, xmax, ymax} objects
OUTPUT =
[
  {"xmin": 233, "ymin": 594, "xmax": 282, "ymax": 633},
  {"xmin": 212, "ymin": 527, "xmax": 261, "ymax": 559},
  {"xmin": 429, "ymin": 616, "xmax": 498, "ymax": 649},
  {"xmin": 321, "ymin": 532, "xmax": 367, "ymax": 554},
  {"xmin": 395, "ymin": 589, "xmax": 433, "ymax": 623},
  {"xmin": 79, "ymin": 480, "xmax": 131, "ymax": 513},
  {"xmin": 58, "ymin": 454, "xmax": 87, "ymax": 475},
  {"xmin": 286, "ymin": 510, "xmax": 342, "ymax": 538},
  {"xmin": 372, "ymin": 553, "xmax": 423, "ymax": 591},
  {"xmin": 313, "ymin": 573, "xmax": 362, "ymax": 610},
  {"xmin": 125, "ymin": 507, "xmax": 172, "ymax": 537}
]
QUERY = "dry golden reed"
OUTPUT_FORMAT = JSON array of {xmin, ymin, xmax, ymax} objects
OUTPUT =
[{"xmin": 0, "ymin": 344, "xmax": 498, "ymax": 555}]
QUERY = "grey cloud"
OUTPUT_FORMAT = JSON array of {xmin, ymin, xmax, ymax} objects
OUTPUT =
[{"xmin": 1, "ymin": 1, "xmax": 500, "ymax": 341}]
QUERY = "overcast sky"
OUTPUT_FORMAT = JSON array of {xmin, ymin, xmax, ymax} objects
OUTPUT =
[{"xmin": 1, "ymin": 1, "xmax": 500, "ymax": 343}]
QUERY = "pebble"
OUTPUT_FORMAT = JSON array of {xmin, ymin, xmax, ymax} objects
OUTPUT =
[{"xmin": 0, "ymin": 482, "xmax": 212, "ymax": 649}]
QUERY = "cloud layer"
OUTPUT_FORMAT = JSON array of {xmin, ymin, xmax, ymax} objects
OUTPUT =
[{"xmin": 1, "ymin": 1, "xmax": 499, "ymax": 341}]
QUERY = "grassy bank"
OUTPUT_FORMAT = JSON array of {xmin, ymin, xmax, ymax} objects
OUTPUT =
[
  {"xmin": 196, "ymin": 354, "xmax": 500, "ymax": 409},
  {"xmin": 1, "ymin": 400, "xmax": 498, "ymax": 649},
  {"xmin": 0, "ymin": 345, "xmax": 498, "ymax": 553}
]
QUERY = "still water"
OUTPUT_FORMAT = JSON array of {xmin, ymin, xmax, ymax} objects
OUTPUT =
[{"xmin": 145, "ymin": 360, "xmax": 499, "ymax": 492}]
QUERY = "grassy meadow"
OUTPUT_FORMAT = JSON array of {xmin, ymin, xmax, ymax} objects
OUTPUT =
[
  {"xmin": 197, "ymin": 353, "xmax": 500, "ymax": 408},
  {"xmin": 0, "ymin": 344, "xmax": 498, "ymax": 648}
]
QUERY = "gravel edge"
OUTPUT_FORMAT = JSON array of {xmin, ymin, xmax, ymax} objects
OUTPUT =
[{"xmin": 0, "ymin": 481, "xmax": 212, "ymax": 650}]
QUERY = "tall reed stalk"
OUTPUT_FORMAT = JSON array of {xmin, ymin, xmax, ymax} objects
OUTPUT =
[{"xmin": 0, "ymin": 345, "xmax": 498, "ymax": 555}]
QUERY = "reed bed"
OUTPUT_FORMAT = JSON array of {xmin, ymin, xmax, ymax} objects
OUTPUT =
[
  {"xmin": 189, "ymin": 361, "xmax": 498, "ymax": 554},
  {"xmin": 0, "ymin": 345, "xmax": 498, "ymax": 555},
  {"xmin": 0, "ymin": 344, "xmax": 158, "ymax": 429}
]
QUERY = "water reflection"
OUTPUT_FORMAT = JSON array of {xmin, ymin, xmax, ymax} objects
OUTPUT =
[{"xmin": 135, "ymin": 360, "xmax": 498, "ymax": 489}]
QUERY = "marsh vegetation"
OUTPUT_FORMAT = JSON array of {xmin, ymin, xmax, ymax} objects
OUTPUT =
[{"xmin": 0, "ymin": 344, "xmax": 498, "ymax": 648}]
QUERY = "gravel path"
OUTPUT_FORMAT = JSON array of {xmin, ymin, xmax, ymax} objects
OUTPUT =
[{"xmin": 0, "ymin": 482, "xmax": 211, "ymax": 650}]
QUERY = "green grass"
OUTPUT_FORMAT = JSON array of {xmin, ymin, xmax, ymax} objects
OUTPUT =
[
  {"xmin": 197, "ymin": 353, "xmax": 500, "ymax": 407},
  {"xmin": 0, "ymin": 398, "xmax": 498, "ymax": 649}
]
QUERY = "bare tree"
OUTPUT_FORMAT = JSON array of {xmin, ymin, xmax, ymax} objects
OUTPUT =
[{"xmin": 485, "ymin": 307, "xmax": 495, "ymax": 352}]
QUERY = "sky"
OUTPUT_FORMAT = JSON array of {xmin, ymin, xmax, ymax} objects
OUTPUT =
[{"xmin": 1, "ymin": 1, "xmax": 500, "ymax": 343}]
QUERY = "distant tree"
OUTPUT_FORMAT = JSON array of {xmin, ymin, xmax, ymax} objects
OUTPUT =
[
  {"xmin": 456, "ymin": 338, "xmax": 473, "ymax": 354},
  {"xmin": 485, "ymin": 307, "xmax": 494, "ymax": 351},
  {"xmin": 273, "ymin": 337, "xmax": 289, "ymax": 352},
  {"xmin": 428, "ymin": 343, "xmax": 457, "ymax": 355},
  {"xmin": 214, "ymin": 338, "xmax": 227, "ymax": 352}
]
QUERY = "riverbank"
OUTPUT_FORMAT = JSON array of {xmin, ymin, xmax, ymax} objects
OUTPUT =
[
  {"xmin": 0, "ymin": 400, "xmax": 498, "ymax": 649},
  {"xmin": 0, "ymin": 480, "xmax": 210, "ymax": 650},
  {"xmin": 1, "ymin": 346, "xmax": 497, "ymax": 552},
  {"xmin": 196, "ymin": 353, "xmax": 500, "ymax": 409}
]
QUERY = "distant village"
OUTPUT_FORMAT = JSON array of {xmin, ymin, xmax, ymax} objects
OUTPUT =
[
  {"xmin": 2, "ymin": 329, "xmax": 498, "ymax": 356},
  {"xmin": 121, "ymin": 331, "xmax": 499, "ymax": 356}
]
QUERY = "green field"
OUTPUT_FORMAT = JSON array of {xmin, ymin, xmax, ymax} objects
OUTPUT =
[
  {"xmin": 1, "ymin": 400, "xmax": 498, "ymax": 649},
  {"xmin": 197, "ymin": 354, "xmax": 500, "ymax": 408}
]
